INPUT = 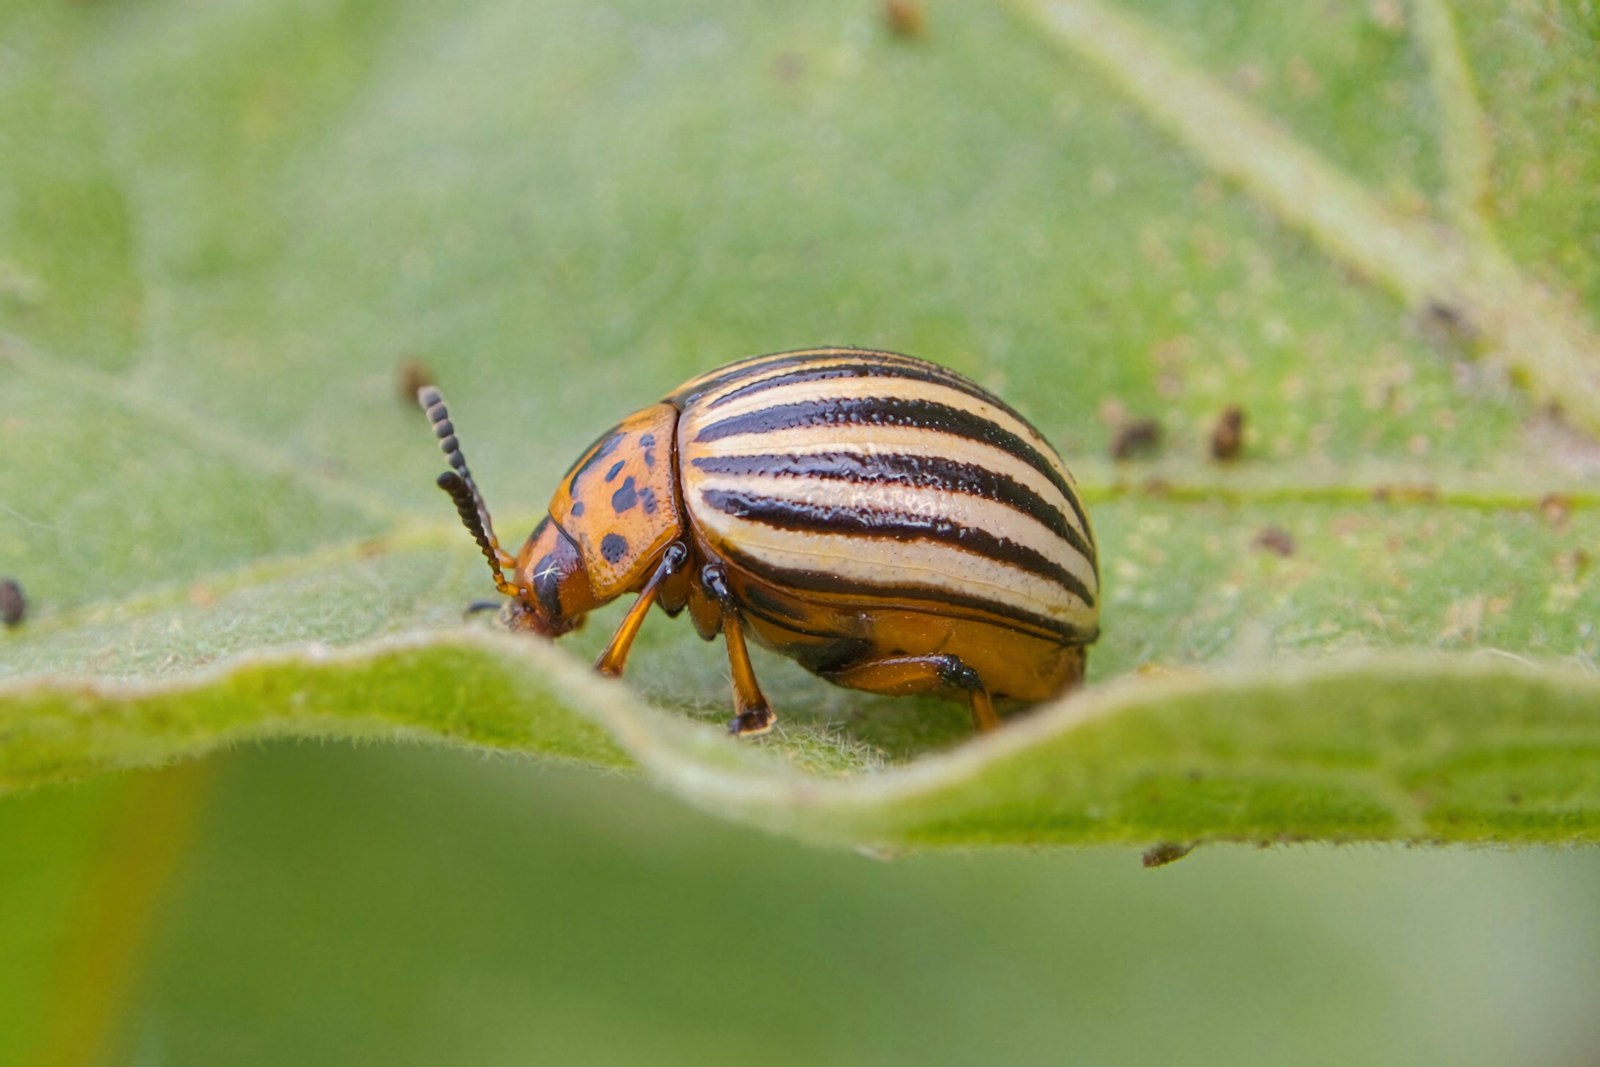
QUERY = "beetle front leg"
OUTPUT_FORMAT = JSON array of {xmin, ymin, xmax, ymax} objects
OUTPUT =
[
  {"xmin": 700, "ymin": 563, "xmax": 775, "ymax": 736},
  {"xmin": 595, "ymin": 542, "xmax": 688, "ymax": 678}
]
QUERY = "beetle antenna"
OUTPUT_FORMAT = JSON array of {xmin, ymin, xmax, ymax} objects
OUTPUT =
[{"xmin": 419, "ymin": 386, "xmax": 519, "ymax": 597}]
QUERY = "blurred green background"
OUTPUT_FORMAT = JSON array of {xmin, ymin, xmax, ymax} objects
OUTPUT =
[
  {"xmin": 4, "ymin": 749, "xmax": 1600, "ymax": 1065},
  {"xmin": 5, "ymin": 0, "xmax": 1599, "ymax": 1061}
]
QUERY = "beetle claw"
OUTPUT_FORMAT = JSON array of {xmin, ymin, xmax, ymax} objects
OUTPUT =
[{"xmin": 727, "ymin": 707, "xmax": 776, "ymax": 736}]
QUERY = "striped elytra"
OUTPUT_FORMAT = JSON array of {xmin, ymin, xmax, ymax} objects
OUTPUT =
[{"xmin": 421, "ymin": 347, "xmax": 1098, "ymax": 737}]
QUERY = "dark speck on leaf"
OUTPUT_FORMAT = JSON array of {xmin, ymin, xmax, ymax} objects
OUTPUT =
[
  {"xmin": 0, "ymin": 579, "xmax": 25, "ymax": 627},
  {"xmin": 1111, "ymin": 418, "xmax": 1163, "ymax": 461},
  {"xmin": 1142, "ymin": 843, "xmax": 1194, "ymax": 868},
  {"xmin": 884, "ymin": 0, "xmax": 927, "ymax": 38},
  {"xmin": 1538, "ymin": 493, "xmax": 1572, "ymax": 528},
  {"xmin": 1210, "ymin": 405, "xmax": 1246, "ymax": 461},
  {"xmin": 396, "ymin": 358, "xmax": 435, "ymax": 407},
  {"xmin": 1253, "ymin": 525, "xmax": 1295, "ymax": 558},
  {"xmin": 1372, "ymin": 483, "xmax": 1439, "ymax": 504}
]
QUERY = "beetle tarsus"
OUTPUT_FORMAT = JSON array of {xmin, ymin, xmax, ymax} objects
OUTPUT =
[
  {"xmin": 727, "ymin": 705, "xmax": 776, "ymax": 736},
  {"xmin": 934, "ymin": 655, "xmax": 1001, "ymax": 732},
  {"xmin": 934, "ymin": 655, "xmax": 981, "ymax": 690}
]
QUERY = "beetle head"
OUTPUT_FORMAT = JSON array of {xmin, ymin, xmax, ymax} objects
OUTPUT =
[
  {"xmin": 503, "ymin": 516, "xmax": 601, "ymax": 637},
  {"xmin": 421, "ymin": 385, "xmax": 601, "ymax": 637}
]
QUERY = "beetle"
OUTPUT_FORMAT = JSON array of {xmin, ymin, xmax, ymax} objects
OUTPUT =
[{"xmin": 420, "ymin": 347, "xmax": 1098, "ymax": 735}]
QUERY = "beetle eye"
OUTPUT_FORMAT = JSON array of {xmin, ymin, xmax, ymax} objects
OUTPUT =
[{"xmin": 531, "ymin": 553, "xmax": 563, "ymax": 617}]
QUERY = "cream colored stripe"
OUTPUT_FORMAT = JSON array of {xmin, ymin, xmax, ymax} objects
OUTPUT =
[
  {"xmin": 683, "ymin": 425, "xmax": 1092, "ymax": 547},
  {"xmin": 682, "ymin": 349, "xmax": 965, "ymax": 408},
  {"xmin": 686, "ymin": 354, "xmax": 866, "ymax": 406},
  {"xmin": 690, "ymin": 471, "xmax": 1098, "ymax": 595},
  {"xmin": 687, "ymin": 373, "xmax": 1082, "ymax": 496},
  {"xmin": 689, "ymin": 506, "xmax": 1096, "ymax": 626},
  {"xmin": 671, "ymin": 349, "xmax": 880, "ymax": 402}
]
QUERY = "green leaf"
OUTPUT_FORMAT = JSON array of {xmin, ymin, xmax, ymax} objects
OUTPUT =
[
  {"xmin": 3, "ymin": 0, "xmax": 1597, "ymax": 848},
  {"xmin": 6, "ymin": 634, "xmax": 1600, "ymax": 847}
]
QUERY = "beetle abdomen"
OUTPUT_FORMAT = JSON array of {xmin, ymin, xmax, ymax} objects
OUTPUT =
[{"xmin": 674, "ymin": 349, "xmax": 1098, "ymax": 644}]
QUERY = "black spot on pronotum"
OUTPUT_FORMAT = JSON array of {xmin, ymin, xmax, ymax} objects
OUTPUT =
[
  {"xmin": 638, "ymin": 486, "xmax": 658, "ymax": 515},
  {"xmin": 605, "ymin": 460, "xmax": 626, "ymax": 483},
  {"xmin": 640, "ymin": 432, "xmax": 657, "ymax": 468},
  {"xmin": 571, "ymin": 501, "xmax": 586, "ymax": 517},
  {"xmin": 600, "ymin": 533, "xmax": 629, "ymax": 564},
  {"xmin": 611, "ymin": 476, "xmax": 638, "ymax": 513}
]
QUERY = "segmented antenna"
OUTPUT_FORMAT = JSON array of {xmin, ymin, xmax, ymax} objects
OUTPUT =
[{"xmin": 419, "ymin": 386, "xmax": 519, "ymax": 597}]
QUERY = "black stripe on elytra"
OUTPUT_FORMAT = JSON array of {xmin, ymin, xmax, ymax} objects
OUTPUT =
[
  {"xmin": 673, "ymin": 349, "xmax": 947, "ymax": 408},
  {"xmin": 718, "ymin": 546, "xmax": 1089, "ymax": 643},
  {"xmin": 691, "ymin": 451, "xmax": 1095, "ymax": 567},
  {"xmin": 705, "ymin": 358, "xmax": 982, "ymax": 411},
  {"xmin": 701, "ymin": 488, "xmax": 1096, "ymax": 608},
  {"xmin": 695, "ymin": 395, "xmax": 1094, "ymax": 545},
  {"xmin": 671, "ymin": 351, "xmax": 846, "ymax": 407},
  {"xmin": 697, "ymin": 352, "xmax": 1051, "ymax": 458}
]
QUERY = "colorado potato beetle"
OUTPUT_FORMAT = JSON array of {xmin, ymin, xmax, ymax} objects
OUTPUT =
[{"xmin": 421, "ymin": 347, "xmax": 1099, "ymax": 735}]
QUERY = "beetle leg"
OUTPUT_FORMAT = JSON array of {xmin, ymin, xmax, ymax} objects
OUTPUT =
[
  {"xmin": 594, "ymin": 542, "xmax": 688, "ymax": 678},
  {"xmin": 820, "ymin": 653, "xmax": 1002, "ymax": 732},
  {"xmin": 700, "ymin": 563, "xmax": 775, "ymax": 736}
]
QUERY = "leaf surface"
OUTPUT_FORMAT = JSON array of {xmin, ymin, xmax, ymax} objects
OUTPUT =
[{"xmin": 3, "ymin": 0, "xmax": 1597, "ymax": 847}]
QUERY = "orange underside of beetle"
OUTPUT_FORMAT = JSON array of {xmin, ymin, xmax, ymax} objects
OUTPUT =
[{"xmin": 702, "ymin": 551, "xmax": 1087, "ymax": 706}]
